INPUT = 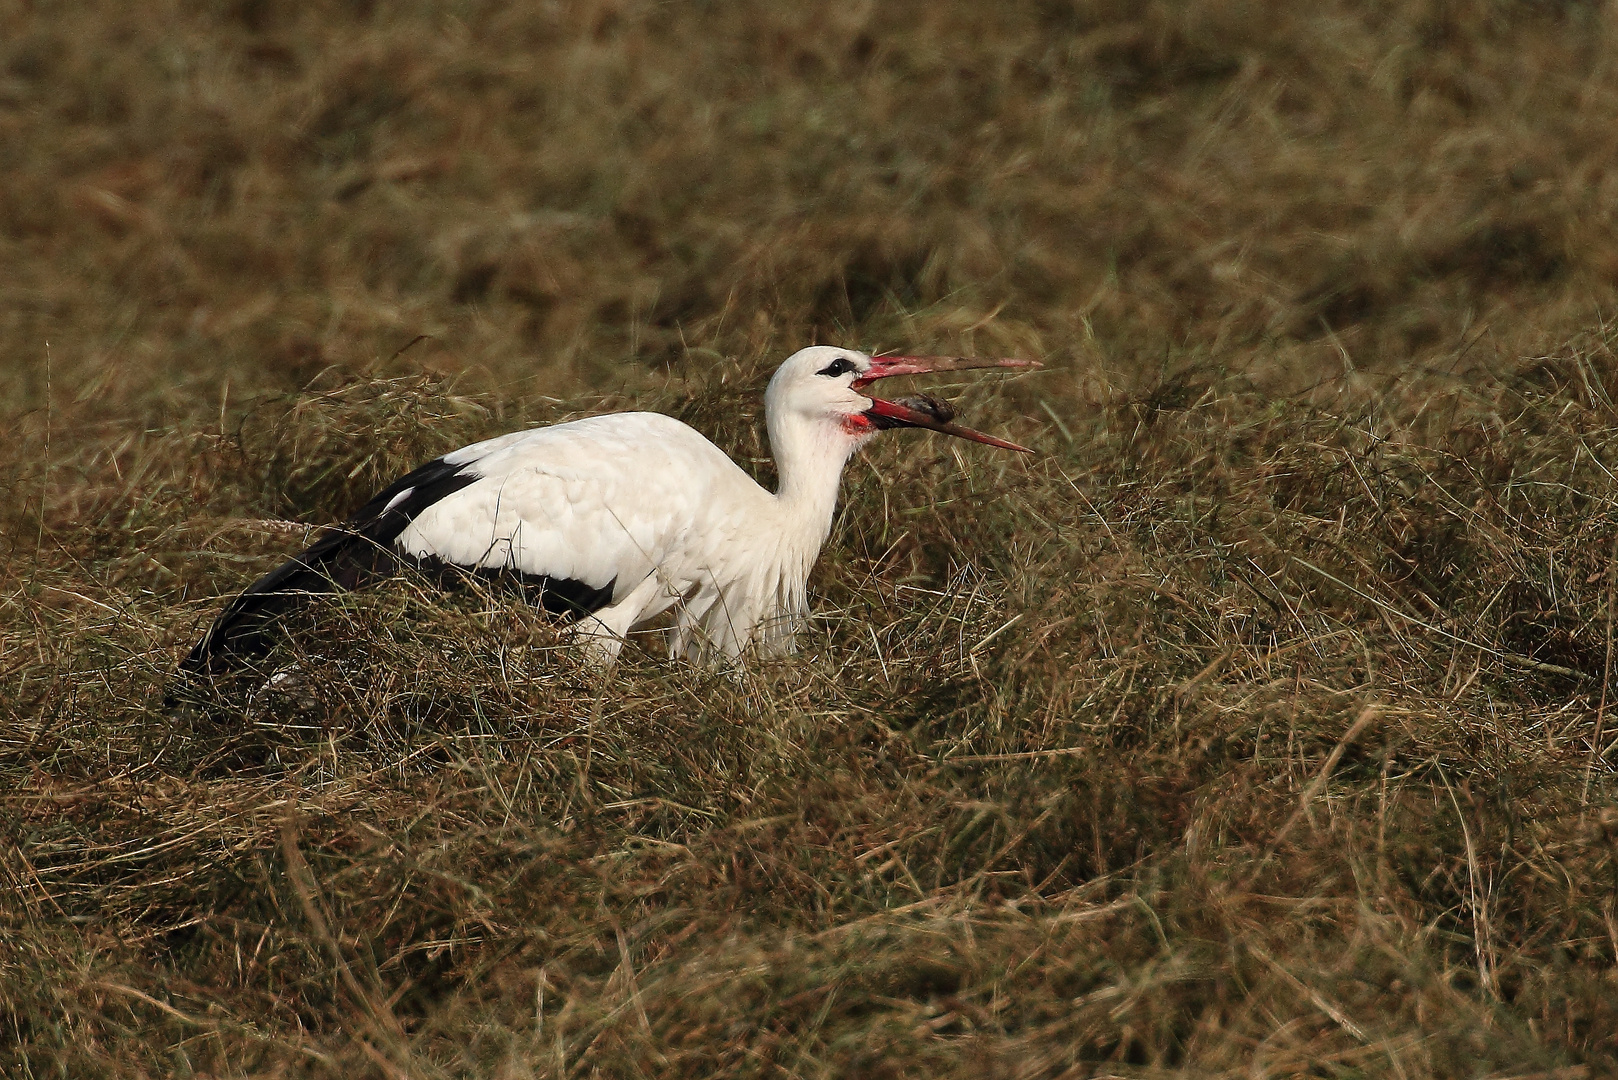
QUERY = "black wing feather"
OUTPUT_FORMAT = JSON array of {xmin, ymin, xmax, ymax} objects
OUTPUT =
[
  {"xmin": 178, "ymin": 457, "xmax": 481, "ymax": 678},
  {"xmin": 178, "ymin": 451, "xmax": 625, "ymax": 684}
]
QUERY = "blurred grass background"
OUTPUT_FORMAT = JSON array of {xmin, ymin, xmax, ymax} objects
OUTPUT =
[
  {"xmin": 5, "ymin": 1, "xmax": 1618, "ymax": 1076},
  {"xmin": 9, "ymin": 0, "xmax": 1618, "ymax": 421}
]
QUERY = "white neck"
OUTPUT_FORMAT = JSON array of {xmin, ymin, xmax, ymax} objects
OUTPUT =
[
  {"xmin": 770, "ymin": 403, "xmax": 860, "ymax": 514},
  {"xmin": 766, "ymin": 404, "xmax": 864, "ymax": 563},
  {"xmin": 686, "ymin": 365, "xmax": 872, "ymax": 660}
]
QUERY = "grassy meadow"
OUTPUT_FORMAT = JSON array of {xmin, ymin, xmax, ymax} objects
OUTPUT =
[{"xmin": 5, "ymin": 0, "xmax": 1618, "ymax": 1075}]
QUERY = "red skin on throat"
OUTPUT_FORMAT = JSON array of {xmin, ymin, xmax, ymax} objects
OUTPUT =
[{"xmin": 841, "ymin": 412, "xmax": 874, "ymax": 435}]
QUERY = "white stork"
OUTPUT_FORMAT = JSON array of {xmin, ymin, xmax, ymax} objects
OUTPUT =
[{"xmin": 180, "ymin": 346, "xmax": 1036, "ymax": 678}]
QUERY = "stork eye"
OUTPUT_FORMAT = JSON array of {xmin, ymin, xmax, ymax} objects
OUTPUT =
[{"xmin": 817, "ymin": 357, "xmax": 858, "ymax": 378}]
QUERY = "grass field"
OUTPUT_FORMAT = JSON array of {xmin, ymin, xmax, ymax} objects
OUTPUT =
[{"xmin": 5, "ymin": 1, "xmax": 1618, "ymax": 1076}]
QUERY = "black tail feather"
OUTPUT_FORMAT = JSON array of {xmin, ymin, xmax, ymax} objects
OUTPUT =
[
  {"xmin": 174, "ymin": 452, "xmax": 620, "ymax": 692},
  {"xmin": 177, "ymin": 455, "xmax": 481, "ymax": 682},
  {"xmin": 177, "ymin": 526, "xmax": 401, "ymax": 679}
]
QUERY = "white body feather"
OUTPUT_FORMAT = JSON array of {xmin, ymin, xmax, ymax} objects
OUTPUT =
[{"xmin": 391, "ymin": 410, "xmax": 838, "ymax": 663}]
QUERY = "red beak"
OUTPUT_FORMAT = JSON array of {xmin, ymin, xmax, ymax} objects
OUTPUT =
[{"xmin": 855, "ymin": 355, "xmax": 1039, "ymax": 454}]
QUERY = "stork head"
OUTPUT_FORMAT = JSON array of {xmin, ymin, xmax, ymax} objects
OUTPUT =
[{"xmin": 764, "ymin": 346, "xmax": 1038, "ymax": 457}]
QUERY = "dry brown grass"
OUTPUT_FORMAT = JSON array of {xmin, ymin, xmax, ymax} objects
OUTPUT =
[
  {"xmin": 6, "ymin": 1, "xmax": 1618, "ymax": 1076},
  {"xmin": 9, "ymin": 0, "xmax": 1618, "ymax": 421}
]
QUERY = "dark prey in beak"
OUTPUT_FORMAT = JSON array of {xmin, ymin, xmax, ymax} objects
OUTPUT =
[{"xmin": 855, "ymin": 355, "xmax": 1040, "ymax": 453}]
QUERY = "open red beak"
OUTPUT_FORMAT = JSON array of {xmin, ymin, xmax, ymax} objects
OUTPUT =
[{"xmin": 855, "ymin": 355, "xmax": 1040, "ymax": 453}]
